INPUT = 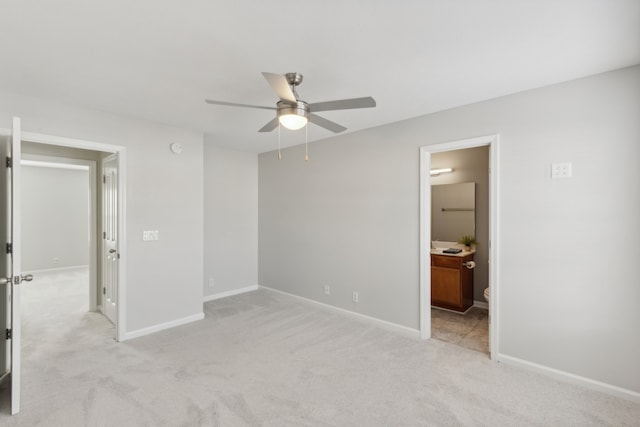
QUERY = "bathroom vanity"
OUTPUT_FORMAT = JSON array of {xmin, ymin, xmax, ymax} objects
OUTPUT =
[{"xmin": 431, "ymin": 251, "xmax": 474, "ymax": 313}]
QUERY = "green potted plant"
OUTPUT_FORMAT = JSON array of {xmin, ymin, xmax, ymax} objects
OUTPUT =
[{"xmin": 458, "ymin": 235, "xmax": 477, "ymax": 251}]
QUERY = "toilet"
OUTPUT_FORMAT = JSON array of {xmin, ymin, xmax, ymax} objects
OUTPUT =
[{"xmin": 484, "ymin": 287, "xmax": 490, "ymax": 303}]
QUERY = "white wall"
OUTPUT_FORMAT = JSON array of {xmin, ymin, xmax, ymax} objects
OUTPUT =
[
  {"xmin": 259, "ymin": 66, "xmax": 640, "ymax": 395},
  {"xmin": 0, "ymin": 91, "xmax": 204, "ymax": 335},
  {"xmin": 203, "ymin": 143, "xmax": 258, "ymax": 297},
  {"xmin": 21, "ymin": 165, "xmax": 89, "ymax": 271}
]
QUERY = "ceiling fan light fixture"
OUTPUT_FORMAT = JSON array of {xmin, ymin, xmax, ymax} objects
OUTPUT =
[
  {"xmin": 277, "ymin": 101, "xmax": 310, "ymax": 130},
  {"xmin": 279, "ymin": 114, "xmax": 308, "ymax": 130}
]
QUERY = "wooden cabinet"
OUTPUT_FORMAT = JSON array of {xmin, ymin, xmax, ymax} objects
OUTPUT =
[{"xmin": 431, "ymin": 253, "xmax": 474, "ymax": 312}]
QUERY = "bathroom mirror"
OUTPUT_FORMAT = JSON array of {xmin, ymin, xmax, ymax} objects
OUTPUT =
[{"xmin": 431, "ymin": 182, "xmax": 475, "ymax": 241}]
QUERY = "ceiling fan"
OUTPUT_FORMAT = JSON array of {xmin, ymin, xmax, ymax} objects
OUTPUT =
[{"xmin": 205, "ymin": 72, "xmax": 376, "ymax": 134}]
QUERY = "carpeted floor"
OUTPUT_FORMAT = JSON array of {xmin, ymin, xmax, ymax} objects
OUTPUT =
[{"xmin": 1, "ymin": 268, "xmax": 638, "ymax": 426}]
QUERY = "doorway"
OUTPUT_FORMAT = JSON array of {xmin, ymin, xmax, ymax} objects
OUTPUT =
[
  {"xmin": 419, "ymin": 135, "xmax": 499, "ymax": 359},
  {"xmin": 0, "ymin": 125, "xmax": 127, "ymax": 415},
  {"xmin": 19, "ymin": 139, "xmax": 124, "ymax": 336},
  {"xmin": 20, "ymin": 154, "xmax": 97, "ymax": 311},
  {"xmin": 430, "ymin": 147, "xmax": 489, "ymax": 353}
]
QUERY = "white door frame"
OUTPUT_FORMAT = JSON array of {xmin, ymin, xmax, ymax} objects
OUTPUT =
[
  {"xmin": 1, "ymin": 128, "xmax": 127, "ymax": 341},
  {"xmin": 419, "ymin": 134, "xmax": 499, "ymax": 359},
  {"xmin": 21, "ymin": 155, "xmax": 97, "ymax": 311}
]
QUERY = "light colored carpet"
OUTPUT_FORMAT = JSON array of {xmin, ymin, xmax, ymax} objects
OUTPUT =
[{"xmin": 1, "ymin": 268, "xmax": 638, "ymax": 426}]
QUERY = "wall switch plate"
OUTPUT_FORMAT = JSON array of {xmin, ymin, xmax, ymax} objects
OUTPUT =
[
  {"xmin": 143, "ymin": 230, "xmax": 159, "ymax": 241},
  {"xmin": 208, "ymin": 277, "xmax": 215, "ymax": 288},
  {"xmin": 551, "ymin": 162, "xmax": 572, "ymax": 179},
  {"xmin": 352, "ymin": 291, "xmax": 359, "ymax": 303},
  {"xmin": 323, "ymin": 286, "xmax": 330, "ymax": 295}
]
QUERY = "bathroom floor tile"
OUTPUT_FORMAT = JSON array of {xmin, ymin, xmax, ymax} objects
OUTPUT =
[{"xmin": 431, "ymin": 306, "xmax": 489, "ymax": 354}]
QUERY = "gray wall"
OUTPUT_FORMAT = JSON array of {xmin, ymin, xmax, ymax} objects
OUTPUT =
[
  {"xmin": 0, "ymin": 91, "xmax": 204, "ymax": 335},
  {"xmin": 21, "ymin": 165, "xmax": 89, "ymax": 271},
  {"xmin": 259, "ymin": 66, "xmax": 640, "ymax": 394},
  {"xmin": 203, "ymin": 143, "xmax": 258, "ymax": 297},
  {"xmin": 431, "ymin": 146, "xmax": 490, "ymax": 302}
]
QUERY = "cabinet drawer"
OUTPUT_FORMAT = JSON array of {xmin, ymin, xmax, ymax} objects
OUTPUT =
[{"xmin": 431, "ymin": 255, "xmax": 460, "ymax": 269}]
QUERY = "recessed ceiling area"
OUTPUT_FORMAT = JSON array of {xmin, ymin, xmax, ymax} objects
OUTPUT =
[{"xmin": 1, "ymin": 0, "xmax": 638, "ymax": 152}]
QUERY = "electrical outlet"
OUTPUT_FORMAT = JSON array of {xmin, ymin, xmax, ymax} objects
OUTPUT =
[
  {"xmin": 352, "ymin": 291, "xmax": 359, "ymax": 303},
  {"xmin": 323, "ymin": 285, "xmax": 330, "ymax": 295},
  {"xmin": 208, "ymin": 277, "xmax": 215, "ymax": 288},
  {"xmin": 52, "ymin": 257, "xmax": 60, "ymax": 264},
  {"xmin": 551, "ymin": 162, "xmax": 572, "ymax": 179}
]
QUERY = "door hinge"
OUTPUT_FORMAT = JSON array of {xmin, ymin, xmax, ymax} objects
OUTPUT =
[
  {"xmin": 5, "ymin": 157, "xmax": 11, "ymax": 168},
  {"xmin": 103, "ymin": 175, "xmax": 106, "ymax": 184},
  {"xmin": 6, "ymin": 243, "xmax": 11, "ymax": 254},
  {"xmin": 5, "ymin": 329, "xmax": 11, "ymax": 340},
  {"xmin": 103, "ymin": 232, "xmax": 106, "ymax": 239},
  {"xmin": 103, "ymin": 287, "xmax": 106, "ymax": 295}
]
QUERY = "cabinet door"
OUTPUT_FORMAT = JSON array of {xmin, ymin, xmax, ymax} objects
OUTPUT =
[{"xmin": 431, "ymin": 266, "xmax": 461, "ymax": 307}]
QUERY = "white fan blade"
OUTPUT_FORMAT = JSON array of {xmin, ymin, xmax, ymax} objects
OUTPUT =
[
  {"xmin": 258, "ymin": 118, "xmax": 279, "ymax": 133},
  {"xmin": 309, "ymin": 114, "xmax": 347, "ymax": 133},
  {"xmin": 308, "ymin": 96, "xmax": 376, "ymax": 113},
  {"xmin": 262, "ymin": 72, "xmax": 297, "ymax": 103},
  {"xmin": 205, "ymin": 99, "xmax": 276, "ymax": 110}
]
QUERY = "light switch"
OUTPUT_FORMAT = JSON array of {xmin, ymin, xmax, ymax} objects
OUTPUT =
[
  {"xmin": 143, "ymin": 230, "xmax": 159, "ymax": 241},
  {"xmin": 551, "ymin": 162, "xmax": 572, "ymax": 179}
]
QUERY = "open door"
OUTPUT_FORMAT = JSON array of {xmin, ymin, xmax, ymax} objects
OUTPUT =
[
  {"xmin": 0, "ymin": 117, "xmax": 32, "ymax": 415},
  {"xmin": 0, "ymin": 131, "xmax": 10, "ymax": 394},
  {"xmin": 101, "ymin": 154, "xmax": 118, "ymax": 324}
]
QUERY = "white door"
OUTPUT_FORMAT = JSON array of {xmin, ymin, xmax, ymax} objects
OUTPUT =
[
  {"xmin": 0, "ymin": 117, "xmax": 31, "ymax": 415},
  {"xmin": 101, "ymin": 154, "xmax": 118, "ymax": 324}
]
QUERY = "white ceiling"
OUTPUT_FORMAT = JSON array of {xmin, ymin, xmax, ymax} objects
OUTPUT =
[{"xmin": 2, "ymin": 1, "xmax": 638, "ymax": 153}]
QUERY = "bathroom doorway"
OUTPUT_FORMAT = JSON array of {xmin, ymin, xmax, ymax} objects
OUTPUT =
[
  {"xmin": 430, "ymin": 146, "xmax": 489, "ymax": 353},
  {"xmin": 419, "ymin": 135, "xmax": 499, "ymax": 359}
]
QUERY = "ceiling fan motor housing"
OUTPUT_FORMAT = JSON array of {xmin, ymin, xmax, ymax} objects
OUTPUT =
[{"xmin": 277, "ymin": 100, "xmax": 310, "ymax": 120}]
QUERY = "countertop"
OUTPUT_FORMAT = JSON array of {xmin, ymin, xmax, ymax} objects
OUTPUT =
[{"xmin": 430, "ymin": 248, "xmax": 475, "ymax": 257}]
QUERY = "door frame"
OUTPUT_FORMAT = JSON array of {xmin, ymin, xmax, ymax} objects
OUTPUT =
[
  {"xmin": 21, "ymin": 155, "xmax": 97, "ymax": 311},
  {"xmin": 0, "ymin": 127, "xmax": 127, "ymax": 341},
  {"xmin": 419, "ymin": 134, "xmax": 499, "ymax": 359}
]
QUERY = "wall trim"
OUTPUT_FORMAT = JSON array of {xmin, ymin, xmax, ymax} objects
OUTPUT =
[
  {"xmin": 203, "ymin": 285, "xmax": 258, "ymax": 302},
  {"xmin": 497, "ymin": 353, "xmax": 640, "ymax": 403},
  {"xmin": 260, "ymin": 285, "xmax": 421, "ymax": 340},
  {"xmin": 122, "ymin": 312, "xmax": 205, "ymax": 341},
  {"xmin": 473, "ymin": 300, "xmax": 488, "ymax": 310}
]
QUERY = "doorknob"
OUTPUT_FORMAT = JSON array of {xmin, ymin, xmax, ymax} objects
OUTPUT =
[
  {"xmin": 109, "ymin": 249, "xmax": 117, "ymax": 253},
  {"xmin": 0, "ymin": 274, "xmax": 34, "ymax": 285}
]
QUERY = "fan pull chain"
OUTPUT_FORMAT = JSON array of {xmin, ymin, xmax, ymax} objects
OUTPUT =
[
  {"xmin": 304, "ymin": 122, "xmax": 309, "ymax": 162},
  {"xmin": 278, "ymin": 122, "xmax": 282, "ymax": 160}
]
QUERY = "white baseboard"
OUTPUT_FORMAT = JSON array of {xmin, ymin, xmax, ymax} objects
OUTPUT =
[
  {"xmin": 122, "ymin": 312, "xmax": 205, "ymax": 341},
  {"xmin": 496, "ymin": 353, "xmax": 640, "ymax": 403},
  {"xmin": 203, "ymin": 285, "xmax": 259, "ymax": 302},
  {"xmin": 473, "ymin": 300, "xmax": 488, "ymax": 309},
  {"xmin": 260, "ymin": 285, "xmax": 421, "ymax": 340}
]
